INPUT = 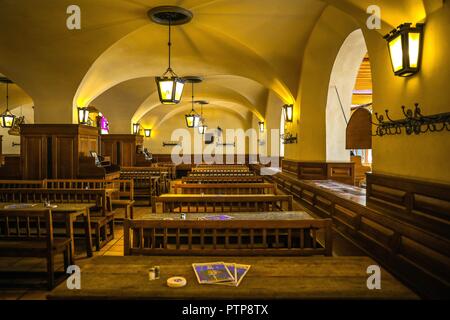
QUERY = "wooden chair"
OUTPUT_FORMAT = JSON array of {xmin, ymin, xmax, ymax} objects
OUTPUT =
[
  {"xmin": 124, "ymin": 218, "xmax": 332, "ymax": 256},
  {"xmin": 152, "ymin": 195, "xmax": 293, "ymax": 213},
  {"xmin": 0, "ymin": 209, "xmax": 72, "ymax": 289}
]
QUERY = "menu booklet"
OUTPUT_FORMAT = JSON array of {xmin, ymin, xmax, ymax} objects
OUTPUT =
[{"xmin": 192, "ymin": 262, "xmax": 251, "ymax": 287}]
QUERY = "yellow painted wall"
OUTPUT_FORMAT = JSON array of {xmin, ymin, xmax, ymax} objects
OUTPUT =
[
  {"xmin": 141, "ymin": 109, "xmax": 252, "ymax": 155},
  {"xmin": 365, "ymin": 4, "xmax": 450, "ymax": 183}
]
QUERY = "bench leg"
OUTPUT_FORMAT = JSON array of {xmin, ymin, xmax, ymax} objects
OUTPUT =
[
  {"xmin": 129, "ymin": 206, "xmax": 134, "ymax": 220},
  {"xmin": 63, "ymin": 245, "xmax": 71, "ymax": 270},
  {"xmin": 109, "ymin": 219, "xmax": 115, "ymax": 240},
  {"xmin": 95, "ymin": 224, "xmax": 101, "ymax": 251},
  {"xmin": 47, "ymin": 254, "xmax": 55, "ymax": 290}
]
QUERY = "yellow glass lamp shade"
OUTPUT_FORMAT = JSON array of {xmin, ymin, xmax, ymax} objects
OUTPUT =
[
  {"xmin": 133, "ymin": 123, "xmax": 141, "ymax": 135},
  {"xmin": 283, "ymin": 104, "xmax": 293, "ymax": 122},
  {"xmin": 156, "ymin": 76, "xmax": 185, "ymax": 104},
  {"xmin": 198, "ymin": 123, "xmax": 207, "ymax": 134},
  {"xmin": 385, "ymin": 23, "xmax": 424, "ymax": 77},
  {"xmin": 388, "ymin": 35, "xmax": 403, "ymax": 73},
  {"xmin": 0, "ymin": 110, "xmax": 15, "ymax": 128},
  {"xmin": 258, "ymin": 121, "xmax": 265, "ymax": 133},
  {"xmin": 144, "ymin": 129, "xmax": 152, "ymax": 137},
  {"xmin": 77, "ymin": 107, "xmax": 89, "ymax": 124},
  {"xmin": 185, "ymin": 110, "xmax": 200, "ymax": 128}
]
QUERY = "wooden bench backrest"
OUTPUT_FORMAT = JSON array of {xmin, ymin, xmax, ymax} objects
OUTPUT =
[
  {"xmin": 0, "ymin": 209, "xmax": 53, "ymax": 246},
  {"xmin": 0, "ymin": 189, "xmax": 107, "ymax": 214},
  {"xmin": 124, "ymin": 218, "xmax": 332, "ymax": 256},
  {"xmin": 152, "ymin": 195, "xmax": 293, "ymax": 213},
  {"xmin": 0, "ymin": 180, "xmax": 45, "ymax": 189},
  {"xmin": 44, "ymin": 179, "xmax": 134, "ymax": 200},
  {"xmin": 173, "ymin": 183, "xmax": 277, "ymax": 195},
  {"xmin": 188, "ymin": 172, "xmax": 255, "ymax": 177},
  {"xmin": 182, "ymin": 176, "xmax": 264, "ymax": 184},
  {"xmin": 191, "ymin": 167, "xmax": 250, "ymax": 172}
]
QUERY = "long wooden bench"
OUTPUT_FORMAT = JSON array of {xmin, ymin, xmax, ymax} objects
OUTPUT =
[
  {"xmin": 152, "ymin": 195, "xmax": 293, "ymax": 213},
  {"xmin": 44, "ymin": 179, "xmax": 135, "ymax": 219},
  {"xmin": 188, "ymin": 172, "xmax": 255, "ymax": 177},
  {"xmin": 124, "ymin": 218, "xmax": 332, "ymax": 256},
  {"xmin": 191, "ymin": 168, "xmax": 250, "ymax": 173},
  {"xmin": 173, "ymin": 183, "xmax": 277, "ymax": 195},
  {"xmin": 121, "ymin": 167, "xmax": 170, "ymax": 194},
  {"xmin": 182, "ymin": 176, "xmax": 265, "ymax": 184},
  {"xmin": 0, "ymin": 209, "xmax": 72, "ymax": 289},
  {"xmin": 0, "ymin": 188, "xmax": 113, "ymax": 251}
]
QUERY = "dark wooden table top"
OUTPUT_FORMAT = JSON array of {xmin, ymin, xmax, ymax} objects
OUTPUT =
[
  {"xmin": 48, "ymin": 256, "xmax": 418, "ymax": 300},
  {"xmin": 141, "ymin": 211, "xmax": 314, "ymax": 221}
]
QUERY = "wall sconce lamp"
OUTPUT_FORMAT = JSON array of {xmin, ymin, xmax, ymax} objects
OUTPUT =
[
  {"xmin": 77, "ymin": 107, "xmax": 90, "ymax": 125},
  {"xmin": 144, "ymin": 128, "xmax": 152, "ymax": 138},
  {"xmin": 384, "ymin": 23, "xmax": 424, "ymax": 77},
  {"xmin": 283, "ymin": 104, "xmax": 294, "ymax": 122},
  {"xmin": 258, "ymin": 121, "xmax": 265, "ymax": 133},
  {"xmin": 133, "ymin": 123, "xmax": 141, "ymax": 135}
]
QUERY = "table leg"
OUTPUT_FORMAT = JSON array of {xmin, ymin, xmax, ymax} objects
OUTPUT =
[
  {"xmin": 65, "ymin": 215, "xmax": 75, "ymax": 262},
  {"xmin": 83, "ymin": 208, "xmax": 93, "ymax": 257}
]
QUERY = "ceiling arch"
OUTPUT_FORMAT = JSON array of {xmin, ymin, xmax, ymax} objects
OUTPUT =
[
  {"xmin": 132, "ymin": 79, "xmax": 264, "ymax": 124},
  {"xmin": 147, "ymin": 102, "xmax": 251, "ymax": 131}
]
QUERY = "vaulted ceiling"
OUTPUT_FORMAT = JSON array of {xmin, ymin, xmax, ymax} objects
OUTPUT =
[{"xmin": 0, "ymin": 0, "xmax": 440, "ymax": 128}]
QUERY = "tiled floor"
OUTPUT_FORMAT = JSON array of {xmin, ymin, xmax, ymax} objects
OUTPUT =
[{"xmin": 0, "ymin": 181, "xmax": 365, "ymax": 299}]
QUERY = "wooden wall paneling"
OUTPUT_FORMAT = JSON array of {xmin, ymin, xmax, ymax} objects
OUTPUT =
[
  {"xmin": 367, "ymin": 173, "xmax": 450, "ymax": 238},
  {"xmin": 327, "ymin": 163, "xmax": 355, "ymax": 185},
  {"xmin": 267, "ymin": 169, "xmax": 450, "ymax": 298},
  {"xmin": 21, "ymin": 135, "xmax": 46, "ymax": 180},
  {"xmin": 53, "ymin": 135, "xmax": 76, "ymax": 179}
]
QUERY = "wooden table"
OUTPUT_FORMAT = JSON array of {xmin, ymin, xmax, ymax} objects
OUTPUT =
[
  {"xmin": 48, "ymin": 256, "xmax": 418, "ymax": 300},
  {"xmin": 143, "ymin": 211, "xmax": 314, "ymax": 220},
  {"xmin": 0, "ymin": 203, "xmax": 95, "ymax": 259}
]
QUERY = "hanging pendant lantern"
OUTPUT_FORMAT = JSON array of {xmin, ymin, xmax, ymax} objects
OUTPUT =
[
  {"xmin": 150, "ymin": 6, "xmax": 193, "ymax": 104},
  {"xmin": 0, "ymin": 79, "xmax": 16, "ymax": 129}
]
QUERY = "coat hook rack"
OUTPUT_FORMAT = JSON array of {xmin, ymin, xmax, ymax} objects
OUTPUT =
[
  {"xmin": 372, "ymin": 103, "xmax": 450, "ymax": 137},
  {"xmin": 281, "ymin": 132, "xmax": 298, "ymax": 144}
]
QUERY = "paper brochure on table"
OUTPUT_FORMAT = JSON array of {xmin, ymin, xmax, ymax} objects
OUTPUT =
[{"xmin": 192, "ymin": 262, "xmax": 250, "ymax": 287}]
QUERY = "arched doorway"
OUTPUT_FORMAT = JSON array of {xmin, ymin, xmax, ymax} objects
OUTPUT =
[{"xmin": 325, "ymin": 29, "xmax": 370, "ymax": 162}]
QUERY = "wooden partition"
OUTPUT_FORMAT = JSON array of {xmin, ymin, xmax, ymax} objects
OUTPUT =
[
  {"xmin": 20, "ymin": 124, "xmax": 99, "ymax": 180},
  {"xmin": 0, "ymin": 155, "xmax": 21, "ymax": 179},
  {"xmin": 100, "ymin": 134, "xmax": 145, "ymax": 167},
  {"xmin": 282, "ymin": 159, "xmax": 355, "ymax": 185}
]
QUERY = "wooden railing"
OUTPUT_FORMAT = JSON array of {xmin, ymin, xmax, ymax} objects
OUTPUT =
[
  {"xmin": 152, "ymin": 195, "xmax": 293, "ymax": 213},
  {"xmin": 173, "ymin": 183, "xmax": 276, "ymax": 195},
  {"xmin": 124, "ymin": 218, "xmax": 332, "ymax": 256}
]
